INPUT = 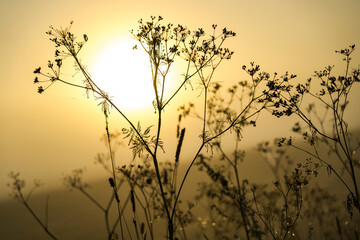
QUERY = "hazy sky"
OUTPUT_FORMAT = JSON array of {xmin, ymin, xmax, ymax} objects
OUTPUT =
[{"xmin": 1, "ymin": 0, "xmax": 360, "ymax": 200}]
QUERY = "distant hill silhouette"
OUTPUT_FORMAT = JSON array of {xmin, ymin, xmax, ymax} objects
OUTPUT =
[{"xmin": 2, "ymin": 128, "xmax": 359, "ymax": 239}]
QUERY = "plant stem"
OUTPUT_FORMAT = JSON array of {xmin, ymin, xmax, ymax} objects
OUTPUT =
[
  {"xmin": 105, "ymin": 116, "xmax": 125, "ymax": 240},
  {"xmin": 233, "ymin": 140, "xmax": 250, "ymax": 240},
  {"xmin": 19, "ymin": 193, "xmax": 57, "ymax": 240}
]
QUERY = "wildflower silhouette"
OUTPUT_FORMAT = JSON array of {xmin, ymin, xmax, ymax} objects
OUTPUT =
[
  {"xmin": 31, "ymin": 16, "xmax": 240, "ymax": 240},
  {"xmin": 265, "ymin": 45, "xmax": 360, "ymax": 214},
  {"xmin": 7, "ymin": 15, "xmax": 360, "ymax": 240}
]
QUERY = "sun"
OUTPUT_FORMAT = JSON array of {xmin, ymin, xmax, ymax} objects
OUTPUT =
[{"xmin": 91, "ymin": 39, "xmax": 154, "ymax": 111}]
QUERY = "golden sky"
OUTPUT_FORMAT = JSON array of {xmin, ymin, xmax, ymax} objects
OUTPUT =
[{"xmin": 1, "ymin": 0, "xmax": 360, "ymax": 200}]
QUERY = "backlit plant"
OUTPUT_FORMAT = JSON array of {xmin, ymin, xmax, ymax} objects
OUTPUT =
[{"xmin": 8, "ymin": 16, "xmax": 360, "ymax": 240}]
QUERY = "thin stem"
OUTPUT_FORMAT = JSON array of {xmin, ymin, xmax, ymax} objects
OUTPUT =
[
  {"xmin": 172, "ymin": 87, "xmax": 264, "ymax": 221},
  {"xmin": 19, "ymin": 191, "xmax": 57, "ymax": 240},
  {"xmin": 172, "ymin": 143, "xmax": 205, "ymax": 220},
  {"xmin": 78, "ymin": 188, "xmax": 106, "ymax": 212},
  {"xmin": 252, "ymin": 190, "xmax": 277, "ymax": 239},
  {"xmin": 163, "ymin": 38, "xmax": 227, "ymax": 109},
  {"xmin": 110, "ymin": 193, "xmax": 131, "ymax": 236},
  {"xmin": 233, "ymin": 140, "xmax": 250, "ymax": 240},
  {"xmin": 72, "ymin": 54, "xmax": 153, "ymax": 157},
  {"xmin": 133, "ymin": 190, "xmax": 154, "ymax": 240},
  {"xmin": 105, "ymin": 116, "xmax": 125, "ymax": 240},
  {"xmin": 290, "ymin": 144, "xmax": 353, "ymax": 194}
]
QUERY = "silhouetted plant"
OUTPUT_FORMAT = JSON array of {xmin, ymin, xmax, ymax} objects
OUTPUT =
[
  {"xmin": 271, "ymin": 45, "xmax": 360, "ymax": 214},
  {"xmin": 189, "ymin": 45, "xmax": 360, "ymax": 240},
  {"xmin": 176, "ymin": 60, "xmax": 302, "ymax": 239},
  {"xmin": 62, "ymin": 168, "xmax": 127, "ymax": 240},
  {"xmin": 7, "ymin": 15, "xmax": 360, "ymax": 240},
  {"xmin": 30, "ymin": 16, "xmax": 237, "ymax": 240},
  {"xmin": 193, "ymin": 131, "xmax": 306, "ymax": 240},
  {"xmin": 7, "ymin": 172, "xmax": 57, "ymax": 240}
]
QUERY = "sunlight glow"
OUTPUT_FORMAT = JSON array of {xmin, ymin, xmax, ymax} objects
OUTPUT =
[{"xmin": 91, "ymin": 39, "xmax": 154, "ymax": 111}]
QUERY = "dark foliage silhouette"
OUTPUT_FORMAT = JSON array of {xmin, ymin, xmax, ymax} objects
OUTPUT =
[{"xmin": 8, "ymin": 16, "xmax": 360, "ymax": 239}]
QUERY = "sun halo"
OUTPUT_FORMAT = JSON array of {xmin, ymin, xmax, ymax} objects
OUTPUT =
[{"xmin": 91, "ymin": 39, "xmax": 155, "ymax": 111}]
